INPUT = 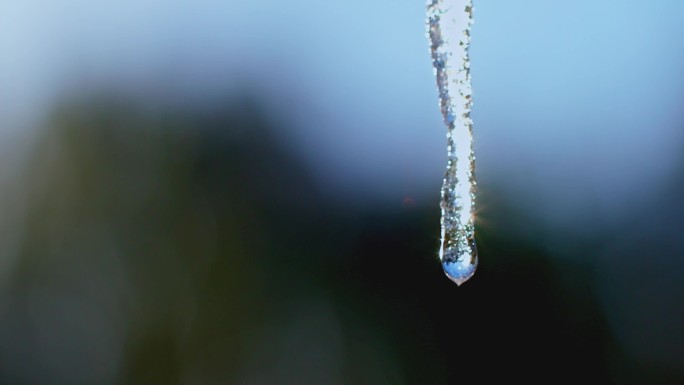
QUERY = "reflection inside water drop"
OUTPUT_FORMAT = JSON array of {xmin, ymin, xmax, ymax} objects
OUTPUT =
[{"xmin": 441, "ymin": 237, "xmax": 478, "ymax": 286}]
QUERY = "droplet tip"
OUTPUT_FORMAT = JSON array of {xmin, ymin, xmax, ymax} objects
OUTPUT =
[
  {"xmin": 448, "ymin": 275, "xmax": 471, "ymax": 286},
  {"xmin": 442, "ymin": 260, "xmax": 477, "ymax": 286}
]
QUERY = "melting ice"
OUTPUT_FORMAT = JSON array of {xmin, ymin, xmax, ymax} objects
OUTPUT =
[{"xmin": 427, "ymin": 0, "xmax": 478, "ymax": 285}]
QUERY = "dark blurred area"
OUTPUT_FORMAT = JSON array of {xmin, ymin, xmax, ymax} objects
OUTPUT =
[
  {"xmin": 2, "ymin": 1, "xmax": 684, "ymax": 384},
  {"xmin": 0, "ymin": 92, "xmax": 680, "ymax": 384}
]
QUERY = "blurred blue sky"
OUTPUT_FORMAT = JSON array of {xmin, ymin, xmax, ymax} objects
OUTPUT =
[{"xmin": 2, "ymin": 0, "xmax": 684, "ymax": 230}]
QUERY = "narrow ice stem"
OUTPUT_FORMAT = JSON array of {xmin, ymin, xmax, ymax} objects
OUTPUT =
[{"xmin": 427, "ymin": 0, "xmax": 478, "ymax": 285}]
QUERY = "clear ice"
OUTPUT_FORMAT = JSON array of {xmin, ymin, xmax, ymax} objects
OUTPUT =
[{"xmin": 427, "ymin": 0, "xmax": 478, "ymax": 285}]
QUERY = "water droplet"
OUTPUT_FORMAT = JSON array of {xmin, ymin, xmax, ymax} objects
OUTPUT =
[
  {"xmin": 440, "ymin": 234, "xmax": 478, "ymax": 286},
  {"xmin": 427, "ymin": 0, "xmax": 478, "ymax": 285}
]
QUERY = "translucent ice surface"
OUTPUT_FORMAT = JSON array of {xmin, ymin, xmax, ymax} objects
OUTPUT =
[{"xmin": 427, "ymin": 0, "xmax": 478, "ymax": 285}]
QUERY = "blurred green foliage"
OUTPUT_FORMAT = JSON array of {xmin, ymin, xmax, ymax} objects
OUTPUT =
[{"xmin": 0, "ymin": 93, "xmax": 680, "ymax": 385}]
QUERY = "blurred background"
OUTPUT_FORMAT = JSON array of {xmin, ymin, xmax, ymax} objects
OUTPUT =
[{"xmin": 1, "ymin": 0, "xmax": 684, "ymax": 383}]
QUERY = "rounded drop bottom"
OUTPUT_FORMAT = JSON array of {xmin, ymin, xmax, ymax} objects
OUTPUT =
[{"xmin": 442, "ymin": 259, "xmax": 477, "ymax": 286}]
